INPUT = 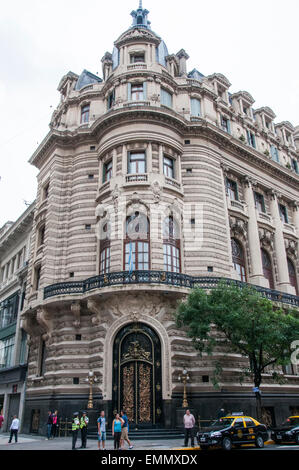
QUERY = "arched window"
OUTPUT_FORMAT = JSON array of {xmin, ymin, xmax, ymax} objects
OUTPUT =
[
  {"xmin": 261, "ymin": 249, "xmax": 274, "ymax": 289},
  {"xmin": 124, "ymin": 212, "xmax": 149, "ymax": 271},
  {"xmin": 231, "ymin": 238, "xmax": 246, "ymax": 282},
  {"xmin": 288, "ymin": 258, "xmax": 298, "ymax": 295},
  {"xmin": 99, "ymin": 222, "xmax": 110, "ymax": 274},
  {"xmin": 163, "ymin": 216, "xmax": 180, "ymax": 273}
]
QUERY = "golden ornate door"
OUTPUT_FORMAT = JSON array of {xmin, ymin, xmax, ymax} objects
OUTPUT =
[{"xmin": 112, "ymin": 323, "xmax": 162, "ymax": 427}]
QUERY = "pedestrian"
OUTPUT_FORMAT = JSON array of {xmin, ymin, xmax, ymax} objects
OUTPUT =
[
  {"xmin": 183, "ymin": 409, "xmax": 195, "ymax": 447},
  {"xmin": 71, "ymin": 412, "xmax": 80, "ymax": 450},
  {"xmin": 97, "ymin": 410, "xmax": 107, "ymax": 450},
  {"xmin": 120, "ymin": 410, "xmax": 133, "ymax": 450},
  {"xmin": 79, "ymin": 411, "xmax": 89, "ymax": 449},
  {"xmin": 216, "ymin": 407, "xmax": 225, "ymax": 420},
  {"xmin": 46, "ymin": 411, "xmax": 53, "ymax": 440},
  {"xmin": 112, "ymin": 412, "xmax": 123, "ymax": 450},
  {"xmin": 51, "ymin": 410, "xmax": 59, "ymax": 438},
  {"xmin": 0, "ymin": 412, "xmax": 4, "ymax": 433},
  {"xmin": 8, "ymin": 415, "xmax": 20, "ymax": 444}
]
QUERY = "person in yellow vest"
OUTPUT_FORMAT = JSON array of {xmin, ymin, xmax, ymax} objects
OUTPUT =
[
  {"xmin": 72, "ymin": 412, "xmax": 80, "ymax": 450},
  {"xmin": 79, "ymin": 411, "xmax": 89, "ymax": 449}
]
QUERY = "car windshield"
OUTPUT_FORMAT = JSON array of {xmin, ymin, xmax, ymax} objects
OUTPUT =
[
  {"xmin": 211, "ymin": 418, "xmax": 235, "ymax": 427},
  {"xmin": 282, "ymin": 417, "xmax": 299, "ymax": 426}
]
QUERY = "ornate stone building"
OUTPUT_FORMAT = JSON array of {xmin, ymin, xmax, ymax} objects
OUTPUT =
[
  {"xmin": 0, "ymin": 203, "xmax": 33, "ymax": 430},
  {"xmin": 20, "ymin": 3, "xmax": 299, "ymax": 432}
]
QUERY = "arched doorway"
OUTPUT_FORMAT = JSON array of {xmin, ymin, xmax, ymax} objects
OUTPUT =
[{"xmin": 112, "ymin": 323, "xmax": 163, "ymax": 428}]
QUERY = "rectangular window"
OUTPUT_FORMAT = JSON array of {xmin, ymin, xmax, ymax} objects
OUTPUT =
[
  {"xmin": 103, "ymin": 160, "xmax": 113, "ymax": 182},
  {"xmin": 128, "ymin": 152, "xmax": 146, "ymax": 174},
  {"xmin": 0, "ymin": 293, "xmax": 19, "ymax": 329},
  {"xmin": 161, "ymin": 88, "xmax": 172, "ymax": 108},
  {"xmin": 291, "ymin": 158, "xmax": 299, "ymax": 174},
  {"xmin": 107, "ymin": 90, "xmax": 115, "ymax": 109},
  {"xmin": 270, "ymin": 145, "xmax": 280, "ymax": 162},
  {"xmin": 80, "ymin": 105, "xmax": 90, "ymax": 123},
  {"xmin": 100, "ymin": 246, "xmax": 110, "ymax": 274},
  {"xmin": 221, "ymin": 116, "xmax": 231, "ymax": 133},
  {"xmin": 226, "ymin": 178, "xmax": 238, "ymax": 201},
  {"xmin": 125, "ymin": 241, "xmax": 149, "ymax": 270},
  {"xmin": 38, "ymin": 225, "xmax": 45, "ymax": 246},
  {"xmin": 34, "ymin": 266, "xmax": 41, "ymax": 290},
  {"xmin": 190, "ymin": 98, "xmax": 201, "ymax": 117},
  {"xmin": 163, "ymin": 243, "xmax": 180, "ymax": 273},
  {"xmin": 163, "ymin": 156, "xmax": 175, "ymax": 178},
  {"xmin": 246, "ymin": 130, "xmax": 256, "ymax": 148},
  {"xmin": 130, "ymin": 53, "xmax": 145, "ymax": 63},
  {"xmin": 0, "ymin": 336, "xmax": 15, "ymax": 369},
  {"xmin": 254, "ymin": 192, "xmax": 266, "ymax": 213},
  {"xmin": 131, "ymin": 83, "xmax": 144, "ymax": 101},
  {"xmin": 279, "ymin": 204, "xmax": 288, "ymax": 224}
]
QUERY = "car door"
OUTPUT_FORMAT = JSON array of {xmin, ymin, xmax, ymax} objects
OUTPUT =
[
  {"xmin": 244, "ymin": 418, "xmax": 256, "ymax": 443},
  {"xmin": 232, "ymin": 418, "xmax": 246, "ymax": 444}
]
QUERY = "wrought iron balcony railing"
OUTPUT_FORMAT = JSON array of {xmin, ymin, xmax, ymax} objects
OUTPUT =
[{"xmin": 43, "ymin": 271, "xmax": 299, "ymax": 306}]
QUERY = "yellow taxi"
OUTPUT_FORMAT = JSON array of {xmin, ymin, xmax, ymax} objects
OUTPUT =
[{"xmin": 197, "ymin": 413, "xmax": 268, "ymax": 451}]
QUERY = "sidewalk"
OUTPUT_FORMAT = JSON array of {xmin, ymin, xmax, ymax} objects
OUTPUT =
[{"xmin": 0, "ymin": 433, "xmax": 185, "ymax": 450}]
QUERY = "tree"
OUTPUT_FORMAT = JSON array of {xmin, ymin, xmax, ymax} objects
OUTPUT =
[{"xmin": 176, "ymin": 281, "xmax": 299, "ymax": 420}]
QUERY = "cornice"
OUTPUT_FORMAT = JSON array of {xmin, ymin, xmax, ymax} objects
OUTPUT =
[{"xmin": 29, "ymin": 107, "xmax": 299, "ymax": 191}]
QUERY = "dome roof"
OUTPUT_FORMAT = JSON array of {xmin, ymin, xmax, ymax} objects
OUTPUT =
[{"xmin": 112, "ymin": 2, "xmax": 169, "ymax": 69}]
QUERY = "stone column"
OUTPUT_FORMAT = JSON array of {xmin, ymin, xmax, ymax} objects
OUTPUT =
[
  {"xmin": 147, "ymin": 142, "xmax": 152, "ymax": 173},
  {"xmin": 220, "ymin": 165, "xmax": 234, "ymax": 277},
  {"xmin": 242, "ymin": 177, "xmax": 268, "ymax": 287},
  {"xmin": 269, "ymin": 191, "xmax": 293, "ymax": 293},
  {"xmin": 112, "ymin": 149, "xmax": 117, "ymax": 178},
  {"xmin": 158, "ymin": 144, "xmax": 163, "ymax": 174},
  {"xmin": 122, "ymin": 144, "xmax": 127, "ymax": 175}
]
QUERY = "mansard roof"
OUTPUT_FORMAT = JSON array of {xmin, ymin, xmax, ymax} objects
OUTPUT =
[
  {"xmin": 75, "ymin": 69, "xmax": 102, "ymax": 91},
  {"xmin": 188, "ymin": 68, "xmax": 205, "ymax": 81}
]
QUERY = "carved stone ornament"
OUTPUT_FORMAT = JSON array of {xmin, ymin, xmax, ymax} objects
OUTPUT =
[
  {"xmin": 112, "ymin": 184, "xmax": 120, "ymax": 213},
  {"xmin": 259, "ymin": 228, "xmax": 274, "ymax": 249},
  {"xmin": 229, "ymin": 216, "xmax": 248, "ymax": 238},
  {"xmin": 285, "ymin": 238, "xmax": 298, "ymax": 258},
  {"xmin": 151, "ymin": 180, "xmax": 162, "ymax": 203}
]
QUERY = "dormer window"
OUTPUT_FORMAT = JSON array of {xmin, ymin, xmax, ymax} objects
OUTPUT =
[
  {"xmin": 246, "ymin": 130, "xmax": 256, "ymax": 148},
  {"xmin": 80, "ymin": 104, "xmax": 90, "ymax": 123},
  {"xmin": 221, "ymin": 116, "xmax": 231, "ymax": 134},
  {"xmin": 130, "ymin": 53, "xmax": 145, "ymax": 63}
]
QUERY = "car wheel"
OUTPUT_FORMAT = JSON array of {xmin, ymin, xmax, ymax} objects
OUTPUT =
[
  {"xmin": 255, "ymin": 435, "xmax": 264, "ymax": 448},
  {"xmin": 222, "ymin": 437, "xmax": 232, "ymax": 451},
  {"xmin": 295, "ymin": 434, "xmax": 299, "ymax": 445}
]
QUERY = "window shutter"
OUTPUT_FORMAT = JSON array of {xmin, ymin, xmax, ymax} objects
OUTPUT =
[
  {"xmin": 143, "ymin": 81, "xmax": 147, "ymax": 100},
  {"xmin": 127, "ymin": 83, "xmax": 131, "ymax": 101},
  {"xmin": 227, "ymin": 119, "xmax": 231, "ymax": 134}
]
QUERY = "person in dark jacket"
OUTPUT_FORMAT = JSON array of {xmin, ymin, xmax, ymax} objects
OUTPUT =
[{"xmin": 46, "ymin": 411, "xmax": 53, "ymax": 440}]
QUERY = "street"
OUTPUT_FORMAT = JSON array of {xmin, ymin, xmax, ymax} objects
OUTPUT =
[{"xmin": 0, "ymin": 433, "xmax": 298, "ymax": 451}]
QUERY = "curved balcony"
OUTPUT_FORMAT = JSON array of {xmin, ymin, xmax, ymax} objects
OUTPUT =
[{"xmin": 43, "ymin": 271, "xmax": 299, "ymax": 306}]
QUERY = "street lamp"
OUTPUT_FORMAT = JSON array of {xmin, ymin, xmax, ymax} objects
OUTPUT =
[
  {"xmin": 85, "ymin": 371, "xmax": 98, "ymax": 409},
  {"xmin": 178, "ymin": 368, "xmax": 190, "ymax": 408}
]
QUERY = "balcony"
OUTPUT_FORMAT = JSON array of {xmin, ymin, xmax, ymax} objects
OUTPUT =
[
  {"xmin": 125, "ymin": 173, "xmax": 148, "ymax": 184},
  {"xmin": 127, "ymin": 63, "xmax": 147, "ymax": 71},
  {"xmin": 228, "ymin": 199, "xmax": 247, "ymax": 215},
  {"xmin": 43, "ymin": 271, "xmax": 299, "ymax": 306},
  {"xmin": 283, "ymin": 223, "xmax": 296, "ymax": 235},
  {"xmin": 164, "ymin": 176, "xmax": 182, "ymax": 191},
  {"xmin": 257, "ymin": 212, "xmax": 273, "ymax": 225}
]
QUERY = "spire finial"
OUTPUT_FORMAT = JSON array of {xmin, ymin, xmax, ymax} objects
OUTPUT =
[{"xmin": 139, "ymin": 0, "xmax": 143, "ymax": 9}]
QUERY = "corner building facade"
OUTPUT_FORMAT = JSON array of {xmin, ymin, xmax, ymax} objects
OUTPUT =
[{"xmin": 21, "ymin": 3, "xmax": 299, "ymax": 432}]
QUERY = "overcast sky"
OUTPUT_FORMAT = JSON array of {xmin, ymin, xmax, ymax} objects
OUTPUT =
[{"xmin": 1, "ymin": 0, "xmax": 298, "ymax": 227}]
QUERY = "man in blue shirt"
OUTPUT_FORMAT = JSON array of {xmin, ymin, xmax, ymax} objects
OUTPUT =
[
  {"xmin": 97, "ymin": 410, "xmax": 107, "ymax": 450},
  {"xmin": 120, "ymin": 410, "xmax": 133, "ymax": 449}
]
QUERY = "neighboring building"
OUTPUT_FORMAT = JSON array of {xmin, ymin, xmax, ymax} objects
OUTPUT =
[
  {"xmin": 0, "ymin": 203, "xmax": 34, "ymax": 430},
  {"xmin": 20, "ymin": 3, "xmax": 299, "ymax": 433}
]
